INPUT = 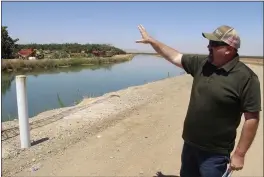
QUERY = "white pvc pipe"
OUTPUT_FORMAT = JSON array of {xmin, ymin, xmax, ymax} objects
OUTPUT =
[{"xmin": 16, "ymin": 75, "xmax": 31, "ymax": 148}]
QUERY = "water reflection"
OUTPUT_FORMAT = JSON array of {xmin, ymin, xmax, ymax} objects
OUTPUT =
[
  {"xmin": 1, "ymin": 64, "xmax": 116, "ymax": 96},
  {"xmin": 2, "ymin": 75, "xmax": 15, "ymax": 95}
]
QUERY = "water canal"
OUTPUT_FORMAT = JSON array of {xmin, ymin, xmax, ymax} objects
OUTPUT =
[{"xmin": 2, "ymin": 55, "xmax": 185, "ymax": 122}]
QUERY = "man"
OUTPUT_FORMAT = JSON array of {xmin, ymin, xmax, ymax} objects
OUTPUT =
[{"xmin": 136, "ymin": 24, "xmax": 261, "ymax": 177}]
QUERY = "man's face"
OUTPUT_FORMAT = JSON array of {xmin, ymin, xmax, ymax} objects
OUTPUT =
[{"xmin": 207, "ymin": 40, "xmax": 231, "ymax": 65}]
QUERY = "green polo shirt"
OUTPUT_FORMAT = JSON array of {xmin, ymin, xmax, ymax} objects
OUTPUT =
[{"xmin": 181, "ymin": 54, "xmax": 261, "ymax": 154}]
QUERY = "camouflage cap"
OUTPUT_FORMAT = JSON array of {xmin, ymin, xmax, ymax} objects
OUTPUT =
[{"xmin": 202, "ymin": 25, "xmax": 241, "ymax": 49}]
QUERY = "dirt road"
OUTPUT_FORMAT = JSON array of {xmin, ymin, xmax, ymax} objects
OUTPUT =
[{"xmin": 2, "ymin": 64, "xmax": 263, "ymax": 177}]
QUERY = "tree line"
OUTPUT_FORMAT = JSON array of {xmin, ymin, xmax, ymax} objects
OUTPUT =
[
  {"xmin": 1, "ymin": 26, "xmax": 126, "ymax": 59},
  {"xmin": 16, "ymin": 43, "xmax": 126, "ymax": 54}
]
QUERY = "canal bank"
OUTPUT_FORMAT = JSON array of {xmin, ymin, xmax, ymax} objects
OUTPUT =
[{"xmin": 1, "ymin": 54, "xmax": 135, "ymax": 72}]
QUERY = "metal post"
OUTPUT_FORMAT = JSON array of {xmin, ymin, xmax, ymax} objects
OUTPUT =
[{"xmin": 16, "ymin": 75, "xmax": 31, "ymax": 148}]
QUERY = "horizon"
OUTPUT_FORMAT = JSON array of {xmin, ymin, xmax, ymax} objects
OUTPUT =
[{"xmin": 2, "ymin": 1, "xmax": 263, "ymax": 56}]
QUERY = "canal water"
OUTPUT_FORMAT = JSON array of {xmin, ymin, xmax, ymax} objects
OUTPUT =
[{"xmin": 2, "ymin": 55, "xmax": 185, "ymax": 122}]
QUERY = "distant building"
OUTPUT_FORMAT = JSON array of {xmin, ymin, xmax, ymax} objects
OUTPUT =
[
  {"xmin": 91, "ymin": 50, "xmax": 105, "ymax": 57},
  {"xmin": 18, "ymin": 48, "xmax": 36, "ymax": 60}
]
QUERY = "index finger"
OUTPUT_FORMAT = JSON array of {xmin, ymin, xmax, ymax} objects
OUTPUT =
[
  {"xmin": 139, "ymin": 24, "xmax": 145, "ymax": 30},
  {"xmin": 138, "ymin": 24, "xmax": 145, "ymax": 31}
]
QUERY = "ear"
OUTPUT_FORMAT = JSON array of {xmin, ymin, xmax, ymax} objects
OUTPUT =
[
  {"xmin": 227, "ymin": 46, "xmax": 236, "ymax": 52},
  {"xmin": 226, "ymin": 46, "xmax": 237, "ymax": 57}
]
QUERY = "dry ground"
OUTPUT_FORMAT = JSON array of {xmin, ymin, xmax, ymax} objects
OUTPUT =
[{"xmin": 240, "ymin": 57, "xmax": 263, "ymax": 65}]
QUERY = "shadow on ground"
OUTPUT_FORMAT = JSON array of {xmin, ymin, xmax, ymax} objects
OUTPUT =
[
  {"xmin": 31, "ymin": 137, "xmax": 49, "ymax": 146},
  {"xmin": 154, "ymin": 171, "xmax": 180, "ymax": 177}
]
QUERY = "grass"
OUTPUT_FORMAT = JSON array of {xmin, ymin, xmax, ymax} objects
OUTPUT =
[
  {"xmin": 56, "ymin": 89, "xmax": 88, "ymax": 108},
  {"xmin": 2, "ymin": 54, "xmax": 135, "ymax": 73},
  {"xmin": 56, "ymin": 93, "xmax": 65, "ymax": 107}
]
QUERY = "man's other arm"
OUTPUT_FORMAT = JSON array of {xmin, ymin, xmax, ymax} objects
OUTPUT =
[{"xmin": 234, "ymin": 75, "xmax": 262, "ymax": 157}]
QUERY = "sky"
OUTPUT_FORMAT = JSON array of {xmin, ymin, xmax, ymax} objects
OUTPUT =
[{"xmin": 2, "ymin": 1, "xmax": 263, "ymax": 56}]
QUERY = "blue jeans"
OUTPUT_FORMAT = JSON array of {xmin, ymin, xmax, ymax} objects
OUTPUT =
[{"xmin": 180, "ymin": 142, "xmax": 230, "ymax": 177}]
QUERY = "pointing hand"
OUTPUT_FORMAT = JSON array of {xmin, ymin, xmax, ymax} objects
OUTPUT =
[{"xmin": 136, "ymin": 24, "xmax": 153, "ymax": 44}]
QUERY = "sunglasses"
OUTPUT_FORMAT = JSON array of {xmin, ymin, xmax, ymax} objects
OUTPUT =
[{"xmin": 209, "ymin": 40, "xmax": 229, "ymax": 47}]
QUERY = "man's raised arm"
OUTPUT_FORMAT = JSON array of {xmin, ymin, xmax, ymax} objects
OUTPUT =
[{"xmin": 136, "ymin": 25, "xmax": 183, "ymax": 68}]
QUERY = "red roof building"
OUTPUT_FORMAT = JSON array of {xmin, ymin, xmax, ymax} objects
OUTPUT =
[{"xmin": 18, "ymin": 48, "xmax": 35, "ymax": 58}]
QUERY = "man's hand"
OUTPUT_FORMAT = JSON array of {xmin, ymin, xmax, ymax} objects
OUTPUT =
[
  {"xmin": 229, "ymin": 112, "xmax": 260, "ymax": 172},
  {"xmin": 229, "ymin": 152, "xmax": 245, "ymax": 171},
  {"xmin": 135, "ymin": 24, "xmax": 183, "ymax": 68},
  {"xmin": 136, "ymin": 24, "xmax": 153, "ymax": 44}
]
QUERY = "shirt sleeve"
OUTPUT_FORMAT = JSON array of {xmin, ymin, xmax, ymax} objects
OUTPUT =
[
  {"xmin": 240, "ymin": 75, "xmax": 262, "ymax": 113},
  {"xmin": 181, "ymin": 54, "xmax": 206, "ymax": 77}
]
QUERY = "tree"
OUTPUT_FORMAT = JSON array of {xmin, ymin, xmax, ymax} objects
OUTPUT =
[{"xmin": 1, "ymin": 26, "xmax": 19, "ymax": 59}]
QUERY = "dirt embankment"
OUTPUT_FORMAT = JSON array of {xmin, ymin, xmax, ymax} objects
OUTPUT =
[
  {"xmin": 240, "ymin": 57, "xmax": 263, "ymax": 65},
  {"xmin": 2, "ymin": 72, "xmax": 185, "ymax": 176}
]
